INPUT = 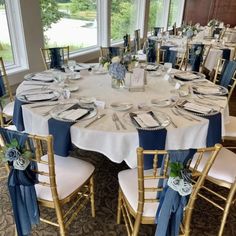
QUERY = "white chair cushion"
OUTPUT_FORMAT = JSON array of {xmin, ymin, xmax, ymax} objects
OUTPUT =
[
  {"xmin": 224, "ymin": 116, "xmax": 236, "ymax": 137},
  {"xmin": 3, "ymin": 101, "xmax": 14, "ymax": 117},
  {"xmin": 35, "ymin": 155, "xmax": 95, "ymax": 201},
  {"xmin": 191, "ymin": 147, "xmax": 236, "ymax": 184},
  {"xmin": 118, "ymin": 168, "xmax": 159, "ymax": 218}
]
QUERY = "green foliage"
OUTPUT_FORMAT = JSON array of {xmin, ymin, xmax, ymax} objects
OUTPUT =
[
  {"xmin": 70, "ymin": 0, "xmax": 96, "ymax": 14},
  {"xmin": 111, "ymin": 1, "xmax": 135, "ymax": 40},
  {"xmin": 0, "ymin": 0, "xmax": 4, "ymax": 6},
  {"xmin": 148, "ymin": 0, "xmax": 163, "ymax": 31},
  {"xmin": 40, "ymin": 0, "xmax": 63, "ymax": 31},
  {"xmin": 169, "ymin": 162, "xmax": 184, "ymax": 178},
  {"xmin": 0, "ymin": 42, "xmax": 14, "ymax": 63}
]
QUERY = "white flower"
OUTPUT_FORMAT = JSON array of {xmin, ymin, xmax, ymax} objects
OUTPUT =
[{"xmin": 111, "ymin": 56, "xmax": 121, "ymax": 63}]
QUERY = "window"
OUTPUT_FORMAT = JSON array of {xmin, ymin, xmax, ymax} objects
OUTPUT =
[
  {"xmin": 0, "ymin": 0, "xmax": 27, "ymax": 72},
  {"xmin": 148, "ymin": 0, "xmax": 164, "ymax": 32},
  {"xmin": 0, "ymin": 1, "xmax": 14, "ymax": 65},
  {"xmin": 111, "ymin": 0, "xmax": 138, "ymax": 42},
  {"xmin": 40, "ymin": 0, "xmax": 97, "ymax": 53},
  {"xmin": 168, "ymin": 0, "xmax": 185, "ymax": 28}
]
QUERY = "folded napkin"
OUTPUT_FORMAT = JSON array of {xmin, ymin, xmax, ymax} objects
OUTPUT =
[
  {"xmin": 25, "ymin": 93, "xmax": 56, "ymax": 102},
  {"xmin": 184, "ymin": 102, "xmax": 214, "ymax": 114},
  {"xmin": 31, "ymin": 74, "xmax": 55, "ymax": 82},
  {"xmin": 146, "ymin": 65, "xmax": 158, "ymax": 71},
  {"xmin": 131, "ymin": 111, "xmax": 160, "ymax": 128},
  {"xmin": 58, "ymin": 108, "xmax": 89, "ymax": 121},
  {"xmin": 174, "ymin": 72, "xmax": 200, "ymax": 81},
  {"xmin": 195, "ymin": 86, "xmax": 221, "ymax": 95},
  {"xmin": 13, "ymin": 98, "xmax": 27, "ymax": 131}
]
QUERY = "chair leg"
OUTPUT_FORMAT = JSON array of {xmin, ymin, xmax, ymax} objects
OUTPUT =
[
  {"xmin": 218, "ymin": 182, "xmax": 236, "ymax": 236},
  {"xmin": 90, "ymin": 176, "xmax": 95, "ymax": 217},
  {"xmin": 14, "ymin": 225, "xmax": 17, "ymax": 236},
  {"xmin": 117, "ymin": 187, "xmax": 122, "ymax": 224}
]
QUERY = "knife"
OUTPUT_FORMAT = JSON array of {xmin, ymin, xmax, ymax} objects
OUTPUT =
[{"xmin": 84, "ymin": 114, "xmax": 106, "ymax": 128}]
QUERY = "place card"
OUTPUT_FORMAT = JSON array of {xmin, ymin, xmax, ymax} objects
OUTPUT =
[
  {"xmin": 129, "ymin": 68, "xmax": 145, "ymax": 92},
  {"xmin": 94, "ymin": 100, "xmax": 106, "ymax": 109}
]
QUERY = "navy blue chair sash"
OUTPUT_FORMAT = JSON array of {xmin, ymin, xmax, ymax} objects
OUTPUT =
[
  {"xmin": 48, "ymin": 118, "xmax": 75, "ymax": 157},
  {"xmin": 220, "ymin": 60, "xmax": 236, "ymax": 88},
  {"xmin": 190, "ymin": 44, "xmax": 204, "ymax": 72},
  {"xmin": 137, "ymin": 128, "xmax": 167, "ymax": 169},
  {"xmin": 0, "ymin": 128, "xmax": 40, "ymax": 236},
  {"xmin": 49, "ymin": 48, "xmax": 63, "ymax": 69},
  {"xmin": 155, "ymin": 149, "xmax": 197, "ymax": 236},
  {"xmin": 221, "ymin": 48, "xmax": 231, "ymax": 60},
  {"xmin": 0, "ymin": 70, "xmax": 6, "ymax": 97},
  {"xmin": 13, "ymin": 98, "xmax": 27, "ymax": 131}
]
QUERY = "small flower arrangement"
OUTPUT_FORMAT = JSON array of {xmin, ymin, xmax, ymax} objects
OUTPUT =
[
  {"xmin": 207, "ymin": 19, "xmax": 220, "ymax": 27},
  {"xmin": 167, "ymin": 162, "xmax": 192, "ymax": 196},
  {"xmin": 182, "ymin": 25, "xmax": 198, "ymax": 38},
  {"xmin": 0, "ymin": 139, "xmax": 33, "ymax": 170},
  {"xmin": 109, "ymin": 57, "xmax": 126, "ymax": 80}
]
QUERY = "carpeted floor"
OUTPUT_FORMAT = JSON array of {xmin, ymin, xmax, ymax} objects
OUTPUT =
[{"xmin": 0, "ymin": 146, "xmax": 236, "ymax": 236}]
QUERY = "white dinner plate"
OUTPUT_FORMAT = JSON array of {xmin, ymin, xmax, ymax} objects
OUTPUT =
[
  {"xmin": 78, "ymin": 96, "xmax": 96, "ymax": 104},
  {"xmin": 173, "ymin": 71, "xmax": 205, "ymax": 81},
  {"xmin": 50, "ymin": 103, "xmax": 97, "ymax": 122},
  {"xmin": 17, "ymin": 89, "xmax": 60, "ymax": 103},
  {"xmin": 192, "ymin": 84, "xmax": 228, "ymax": 96},
  {"xmin": 65, "ymin": 84, "xmax": 79, "ymax": 92},
  {"xmin": 110, "ymin": 102, "xmax": 133, "ymax": 111}
]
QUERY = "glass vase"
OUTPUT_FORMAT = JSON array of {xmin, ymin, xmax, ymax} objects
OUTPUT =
[{"xmin": 111, "ymin": 76, "xmax": 125, "ymax": 89}]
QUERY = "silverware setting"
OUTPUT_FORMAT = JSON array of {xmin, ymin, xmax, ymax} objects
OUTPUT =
[
  {"xmin": 170, "ymin": 119, "xmax": 178, "ymax": 128},
  {"xmin": 171, "ymin": 108, "xmax": 200, "ymax": 122},
  {"xmin": 112, "ymin": 113, "xmax": 120, "ymax": 130},
  {"xmin": 31, "ymin": 102, "xmax": 59, "ymax": 108},
  {"xmin": 84, "ymin": 114, "xmax": 106, "ymax": 128},
  {"xmin": 113, "ymin": 112, "xmax": 126, "ymax": 130}
]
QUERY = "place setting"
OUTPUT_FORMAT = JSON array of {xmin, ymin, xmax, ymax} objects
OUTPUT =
[
  {"xmin": 191, "ymin": 84, "xmax": 228, "ymax": 96},
  {"xmin": 171, "ymin": 71, "xmax": 205, "ymax": 81}
]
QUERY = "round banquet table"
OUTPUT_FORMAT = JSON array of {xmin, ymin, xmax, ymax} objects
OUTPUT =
[{"xmin": 17, "ymin": 69, "xmax": 229, "ymax": 168}]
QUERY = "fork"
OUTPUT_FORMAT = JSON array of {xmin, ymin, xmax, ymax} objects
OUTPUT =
[
  {"xmin": 113, "ymin": 112, "xmax": 126, "ymax": 130},
  {"xmin": 171, "ymin": 108, "xmax": 193, "ymax": 121},
  {"xmin": 112, "ymin": 113, "xmax": 120, "ymax": 130}
]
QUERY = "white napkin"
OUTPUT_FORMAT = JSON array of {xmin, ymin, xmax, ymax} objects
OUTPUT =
[
  {"xmin": 134, "ymin": 113, "xmax": 160, "ymax": 128},
  {"xmin": 25, "ymin": 93, "xmax": 56, "ymax": 102},
  {"xmin": 31, "ymin": 74, "xmax": 55, "ymax": 82},
  {"xmin": 58, "ymin": 109, "xmax": 89, "ymax": 121},
  {"xmin": 184, "ymin": 102, "xmax": 213, "ymax": 114},
  {"xmin": 175, "ymin": 72, "xmax": 200, "ymax": 80},
  {"xmin": 195, "ymin": 86, "xmax": 221, "ymax": 94}
]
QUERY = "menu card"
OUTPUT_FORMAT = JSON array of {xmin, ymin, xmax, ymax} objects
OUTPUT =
[
  {"xmin": 129, "ymin": 68, "xmax": 145, "ymax": 92},
  {"xmin": 130, "ymin": 111, "xmax": 160, "ymax": 128}
]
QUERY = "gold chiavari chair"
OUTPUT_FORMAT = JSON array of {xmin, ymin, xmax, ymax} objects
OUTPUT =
[
  {"xmin": 40, "ymin": 46, "xmax": 69, "ymax": 70},
  {"xmin": 117, "ymin": 144, "xmax": 222, "ymax": 236},
  {"xmin": 100, "ymin": 46, "xmax": 124, "ymax": 59},
  {"xmin": 0, "ymin": 129, "xmax": 95, "ymax": 236},
  {"xmin": 191, "ymin": 147, "xmax": 236, "ymax": 236},
  {"xmin": 0, "ymin": 57, "xmax": 14, "ymax": 127},
  {"xmin": 134, "ymin": 29, "xmax": 141, "ymax": 51}
]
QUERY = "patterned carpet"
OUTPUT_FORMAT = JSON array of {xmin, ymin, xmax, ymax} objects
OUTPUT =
[{"xmin": 0, "ymin": 147, "xmax": 236, "ymax": 236}]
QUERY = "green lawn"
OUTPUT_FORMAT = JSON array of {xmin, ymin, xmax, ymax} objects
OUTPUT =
[{"xmin": 0, "ymin": 43, "xmax": 14, "ymax": 64}]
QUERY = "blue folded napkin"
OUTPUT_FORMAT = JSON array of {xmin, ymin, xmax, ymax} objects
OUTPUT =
[
  {"xmin": 147, "ymin": 43, "xmax": 157, "ymax": 63},
  {"xmin": 0, "ymin": 71, "xmax": 6, "ymax": 97},
  {"xmin": 137, "ymin": 128, "xmax": 167, "ymax": 170},
  {"xmin": 220, "ymin": 60, "xmax": 236, "ymax": 88},
  {"xmin": 48, "ymin": 118, "xmax": 75, "ymax": 157},
  {"xmin": 168, "ymin": 50, "xmax": 177, "ymax": 68},
  {"xmin": 0, "ymin": 128, "xmax": 40, "ymax": 236},
  {"xmin": 155, "ymin": 149, "xmax": 196, "ymax": 236},
  {"xmin": 13, "ymin": 98, "xmax": 27, "ymax": 131},
  {"xmin": 161, "ymin": 46, "xmax": 172, "ymax": 63}
]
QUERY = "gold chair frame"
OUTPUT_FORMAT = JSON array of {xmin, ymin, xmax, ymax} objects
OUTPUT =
[
  {"xmin": 0, "ymin": 133, "xmax": 95, "ymax": 235},
  {"xmin": 117, "ymin": 144, "xmax": 222, "ymax": 236},
  {"xmin": 0, "ymin": 57, "xmax": 14, "ymax": 127},
  {"xmin": 134, "ymin": 29, "xmax": 141, "ymax": 51},
  {"xmin": 40, "ymin": 46, "xmax": 70, "ymax": 70},
  {"xmin": 213, "ymin": 58, "xmax": 236, "ymax": 102}
]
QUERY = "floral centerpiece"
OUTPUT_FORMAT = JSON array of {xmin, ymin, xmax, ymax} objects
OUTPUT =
[
  {"xmin": 99, "ymin": 55, "xmax": 111, "ymax": 71},
  {"xmin": 123, "ymin": 53, "xmax": 138, "ymax": 71},
  {"xmin": 207, "ymin": 19, "xmax": 220, "ymax": 27},
  {"xmin": 181, "ymin": 25, "xmax": 198, "ymax": 39},
  {"xmin": 0, "ymin": 139, "xmax": 33, "ymax": 170},
  {"xmin": 109, "ymin": 56, "xmax": 126, "ymax": 89}
]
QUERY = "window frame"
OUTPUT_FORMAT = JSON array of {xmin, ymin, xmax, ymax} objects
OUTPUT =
[{"xmin": 4, "ymin": 0, "xmax": 28, "ymax": 74}]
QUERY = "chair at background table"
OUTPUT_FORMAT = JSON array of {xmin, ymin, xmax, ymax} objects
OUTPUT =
[
  {"xmin": 191, "ymin": 147, "xmax": 236, "ymax": 236},
  {"xmin": 40, "ymin": 46, "xmax": 69, "ymax": 70},
  {"xmin": 100, "ymin": 46, "xmax": 124, "ymax": 60},
  {"xmin": 153, "ymin": 27, "xmax": 164, "ymax": 36},
  {"xmin": 0, "ymin": 57, "xmax": 14, "ymax": 127},
  {"xmin": 0, "ymin": 128, "xmax": 95, "ymax": 236},
  {"xmin": 134, "ymin": 29, "xmax": 141, "ymax": 52},
  {"xmin": 117, "ymin": 144, "xmax": 222, "ymax": 236}
]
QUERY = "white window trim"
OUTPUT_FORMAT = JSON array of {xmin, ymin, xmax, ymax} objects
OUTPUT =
[{"xmin": 5, "ymin": 0, "xmax": 28, "ymax": 74}]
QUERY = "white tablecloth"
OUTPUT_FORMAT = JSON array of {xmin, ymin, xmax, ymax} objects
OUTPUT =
[{"xmin": 17, "ymin": 70, "xmax": 229, "ymax": 168}]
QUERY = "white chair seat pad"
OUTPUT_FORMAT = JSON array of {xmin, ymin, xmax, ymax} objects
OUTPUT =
[
  {"xmin": 224, "ymin": 116, "xmax": 236, "ymax": 137},
  {"xmin": 35, "ymin": 155, "xmax": 95, "ymax": 201},
  {"xmin": 118, "ymin": 168, "xmax": 159, "ymax": 218},
  {"xmin": 3, "ymin": 101, "xmax": 14, "ymax": 117},
  {"xmin": 191, "ymin": 147, "xmax": 236, "ymax": 184}
]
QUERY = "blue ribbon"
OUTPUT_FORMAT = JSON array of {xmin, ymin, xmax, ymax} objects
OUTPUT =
[
  {"xmin": 219, "ymin": 60, "xmax": 236, "ymax": 88},
  {"xmin": 137, "ymin": 128, "xmax": 167, "ymax": 170},
  {"xmin": 168, "ymin": 50, "xmax": 177, "ymax": 68},
  {"xmin": 13, "ymin": 98, "xmax": 27, "ymax": 131},
  {"xmin": 221, "ymin": 48, "xmax": 231, "ymax": 60},
  {"xmin": 155, "ymin": 149, "xmax": 197, "ymax": 236},
  {"xmin": 0, "ymin": 128, "xmax": 40, "ymax": 236},
  {"xmin": 48, "ymin": 118, "xmax": 75, "ymax": 157},
  {"xmin": 0, "ymin": 70, "xmax": 6, "ymax": 97}
]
